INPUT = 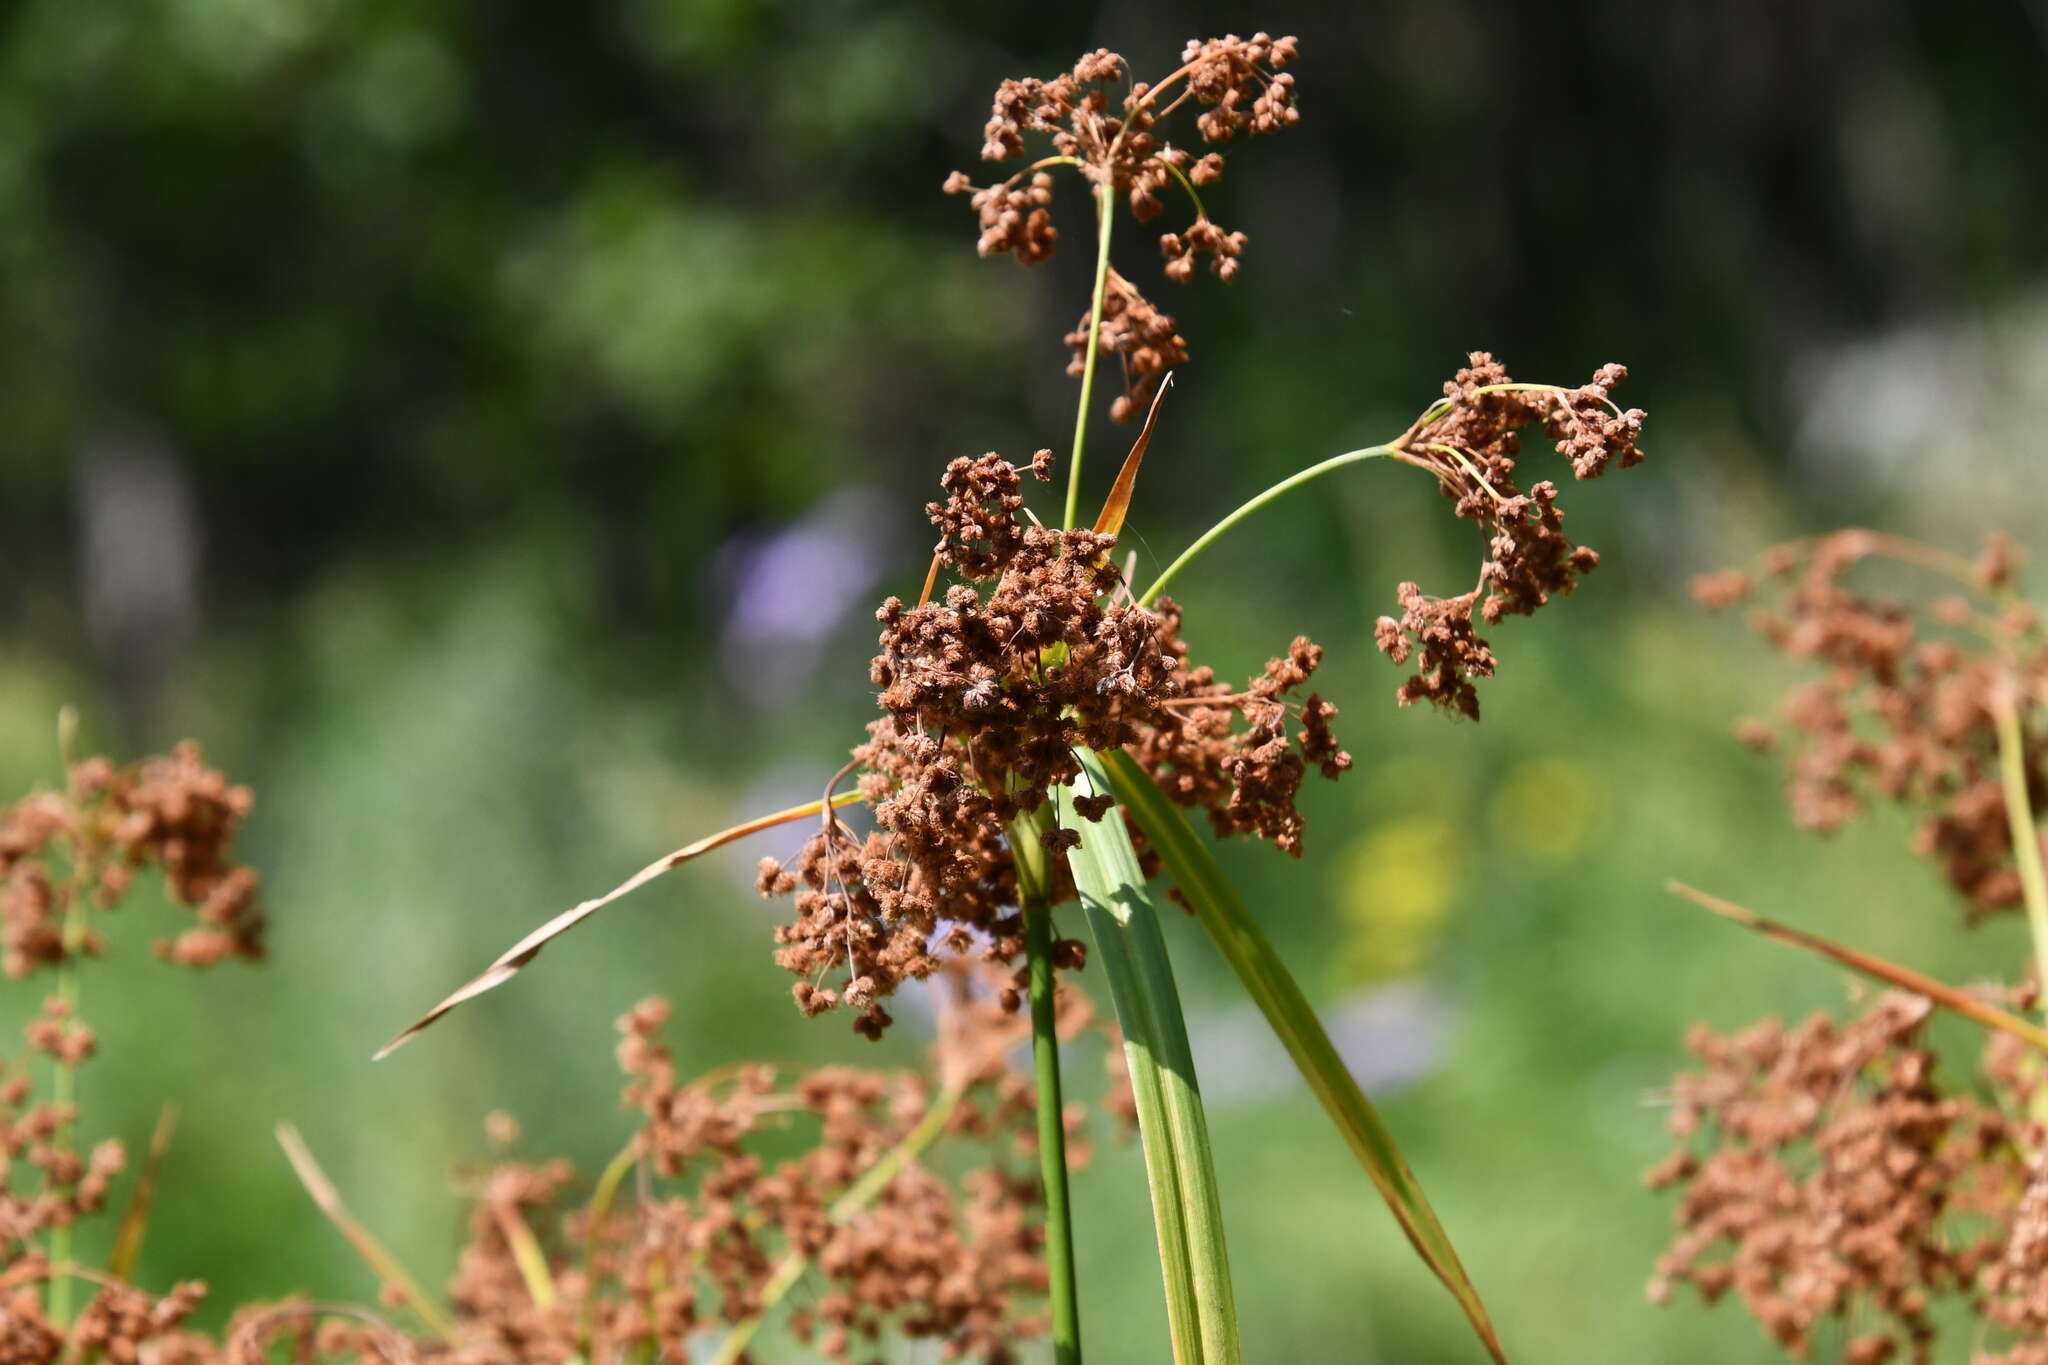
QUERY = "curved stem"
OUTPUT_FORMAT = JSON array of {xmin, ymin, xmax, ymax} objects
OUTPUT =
[
  {"xmin": 1158, "ymin": 155, "xmax": 1206, "ymax": 221},
  {"xmin": 1138, "ymin": 445, "xmax": 1394, "ymax": 606},
  {"xmin": 1064, "ymin": 180, "xmax": 1118, "ymax": 530}
]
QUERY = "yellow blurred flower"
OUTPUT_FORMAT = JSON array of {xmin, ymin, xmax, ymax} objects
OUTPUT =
[
  {"xmin": 1488, "ymin": 756, "xmax": 1600, "ymax": 863},
  {"xmin": 1334, "ymin": 815, "xmax": 1463, "ymax": 984}
]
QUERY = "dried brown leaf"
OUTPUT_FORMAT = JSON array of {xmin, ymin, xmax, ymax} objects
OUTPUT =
[
  {"xmin": 1092, "ymin": 371, "xmax": 1173, "ymax": 539},
  {"xmin": 375, "ymin": 791, "xmax": 866, "ymax": 1059},
  {"xmin": 1667, "ymin": 881, "xmax": 2048, "ymax": 1054},
  {"xmin": 106, "ymin": 1103, "xmax": 176, "ymax": 1279}
]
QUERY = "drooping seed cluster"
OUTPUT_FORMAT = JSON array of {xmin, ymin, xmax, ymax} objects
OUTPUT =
[
  {"xmin": 1373, "ymin": 353, "xmax": 1647, "ymax": 719},
  {"xmin": 1062, "ymin": 273, "xmax": 1190, "ymax": 422},
  {"xmin": 944, "ymin": 36, "xmax": 1301, "ymax": 421},
  {"xmin": 1124, "ymin": 611, "xmax": 1351, "ymax": 853},
  {"xmin": 1692, "ymin": 529, "xmax": 2048, "ymax": 918},
  {"xmin": 1647, "ymin": 989, "xmax": 2048, "ymax": 1365},
  {"xmin": 757, "ymin": 449, "xmax": 1350, "ymax": 1032}
]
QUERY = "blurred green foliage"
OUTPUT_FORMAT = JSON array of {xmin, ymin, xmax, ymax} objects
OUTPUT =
[{"xmin": 2, "ymin": 1, "xmax": 2046, "ymax": 1360}]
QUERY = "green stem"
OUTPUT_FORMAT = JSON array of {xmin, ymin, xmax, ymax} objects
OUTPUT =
[
  {"xmin": 1138, "ymin": 446, "xmax": 1394, "ymax": 606},
  {"xmin": 1158, "ymin": 156, "xmax": 1206, "ymax": 221},
  {"xmin": 1994, "ymin": 690, "xmax": 2048, "ymax": 1008},
  {"xmin": 580, "ymin": 1139, "xmax": 638, "ymax": 1359},
  {"xmin": 1012, "ymin": 812, "xmax": 1082, "ymax": 1363},
  {"xmin": 1064, "ymin": 180, "xmax": 1118, "ymax": 531},
  {"xmin": 48, "ymin": 850, "xmax": 92, "ymax": 1328}
]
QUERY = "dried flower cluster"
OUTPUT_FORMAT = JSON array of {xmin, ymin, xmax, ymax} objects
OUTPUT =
[
  {"xmin": 1372, "ymin": 353, "xmax": 1647, "ymax": 719},
  {"xmin": 2, "ymin": 740, "xmax": 263, "ymax": 977},
  {"xmin": 1646, "ymin": 989, "xmax": 2048, "ymax": 1364},
  {"xmin": 944, "ymin": 35, "xmax": 1301, "ymax": 420},
  {"xmin": 429, "ymin": 992, "xmax": 1066, "ymax": 1365},
  {"xmin": 1692, "ymin": 530, "xmax": 2047, "ymax": 917},
  {"xmin": 4, "ymin": 936, "xmax": 1123, "ymax": 1364},
  {"xmin": 757, "ymin": 448, "xmax": 1350, "ymax": 1032},
  {"xmin": 1062, "ymin": 273, "xmax": 1189, "ymax": 422},
  {"xmin": 0, "ymin": 999, "xmax": 124, "ymax": 1264},
  {"xmin": 0, "ymin": 739, "xmax": 263, "ymax": 1365},
  {"xmin": 0, "ymin": 1265, "xmax": 211, "ymax": 1365},
  {"xmin": 1652, "ymin": 525, "xmax": 2048, "ymax": 1360},
  {"xmin": 414, "ymin": 967, "xmax": 1125, "ymax": 1365}
]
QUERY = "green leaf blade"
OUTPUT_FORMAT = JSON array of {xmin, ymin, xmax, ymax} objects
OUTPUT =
[
  {"xmin": 1059, "ymin": 751, "xmax": 1242, "ymax": 1365},
  {"xmin": 1099, "ymin": 748, "xmax": 1509, "ymax": 1365}
]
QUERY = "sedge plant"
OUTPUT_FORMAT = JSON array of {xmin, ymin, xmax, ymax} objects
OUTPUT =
[{"xmin": 385, "ymin": 30, "xmax": 1655, "ymax": 1364}]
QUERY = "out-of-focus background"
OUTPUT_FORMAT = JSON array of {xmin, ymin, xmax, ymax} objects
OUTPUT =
[{"xmin": 2, "ymin": 2, "xmax": 2045, "ymax": 1359}]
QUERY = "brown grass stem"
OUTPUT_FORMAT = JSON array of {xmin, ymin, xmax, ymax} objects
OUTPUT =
[
  {"xmin": 1666, "ymin": 881, "xmax": 2048, "ymax": 1053},
  {"xmin": 377, "ymin": 789, "xmax": 868, "ymax": 1058}
]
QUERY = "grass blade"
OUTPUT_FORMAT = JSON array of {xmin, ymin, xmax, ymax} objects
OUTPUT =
[
  {"xmin": 1992, "ymin": 690, "xmax": 2048, "ymax": 1010},
  {"xmin": 1666, "ymin": 880, "xmax": 2048, "ymax": 1052},
  {"xmin": 1099, "ymin": 748, "xmax": 1509, "ymax": 1365},
  {"xmin": 1059, "ymin": 750, "xmax": 1240, "ymax": 1365},
  {"xmin": 581, "ymin": 1139, "xmax": 639, "ymax": 1357},
  {"xmin": 376, "ymin": 789, "xmax": 865, "ymax": 1059},
  {"xmin": 106, "ymin": 1103, "xmax": 177, "ymax": 1279},
  {"xmin": 276, "ymin": 1122, "xmax": 458, "ymax": 1340},
  {"xmin": 492, "ymin": 1200, "xmax": 559, "ymax": 1309}
]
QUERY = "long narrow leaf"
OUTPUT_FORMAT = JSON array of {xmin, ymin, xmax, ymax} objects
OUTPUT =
[
  {"xmin": 377, "ymin": 790, "xmax": 864, "ymax": 1059},
  {"xmin": 107, "ymin": 1104, "xmax": 177, "ymax": 1278},
  {"xmin": 1100, "ymin": 748, "xmax": 1508, "ymax": 1365},
  {"xmin": 276, "ymin": 1123, "xmax": 457, "ymax": 1340},
  {"xmin": 1059, "ymin": 751, "xmax": 1241, "ymax": 1365},
  {"xmin": 1667, "ymin": 880, "xmax": 2048, "ymax": 1053}
]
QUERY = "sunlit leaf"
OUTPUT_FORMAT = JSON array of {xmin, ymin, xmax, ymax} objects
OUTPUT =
[
  {"xmin": 1059, "ymin": 748, "xmax": 1240, "ymax": 1365},
  {"xmin": 1100, "ymin": 748, "xmax": 1509, "ymax": 1365}
]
